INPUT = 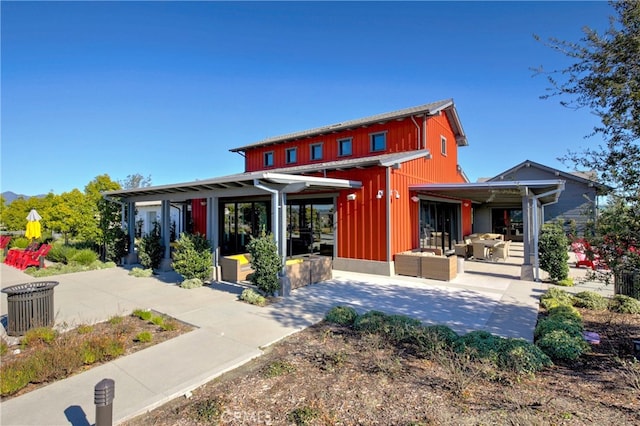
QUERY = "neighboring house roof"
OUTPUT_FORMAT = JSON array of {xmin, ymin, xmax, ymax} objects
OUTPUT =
[
  {"xmin": 487, "ymin": 159, "xmax": 611, "ymax": 193},
  {"xmin": 410, "ymin": 180, "xmax": 566, "ymax": 205},
  {"xmin": 230, "ymin": 99, "xmax": 467, "ymax": 152}
]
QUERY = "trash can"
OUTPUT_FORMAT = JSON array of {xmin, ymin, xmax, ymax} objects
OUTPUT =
[{"xmin": 1, "ymin": 281, "xmax": 59, "ymax": 336}]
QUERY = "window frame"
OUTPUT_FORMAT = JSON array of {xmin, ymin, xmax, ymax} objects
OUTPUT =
[
  {"xmin": 285, "ymin": 147, "xmax": 297, "ymax": 164},
  {"xmin": 337, "ymin": 137, "xmax": 352, "ymax": 157},
  {"xmin": 310, "ymin": 142, "xmax": 324, "ymax": 161},
  {"xmin": 263, "ymin": 151, "xmax": 274, "ymax": 167},
  {"xmin": 370, "ymin": 132, "xmax": 387, "ymax": 152},
  {"xmin": 440, "ymin": 135, "xmax": 447, "ymax": 156}
]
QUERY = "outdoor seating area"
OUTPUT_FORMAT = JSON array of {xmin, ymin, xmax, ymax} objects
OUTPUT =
[
  {"xmin": 219, "ymin": 253, "xmax": 254, "ymax": 282},
  {"xmin": 571, "ymin": 239, "xmax": 604, "ymax": 270},
  {"xmin": 456, "ymin": 233, "xmax": 508, "ymax": 261},
  {"xmin": 4, "ymin": 243, "xmax": 52, "ymax": 270},
  {"xmin": 285, "ymin": 255, "xmax": 333, "ymax": 290},
  {"xmin": 394, "ymin": 249, "xmax": 457, "ymax": 281}
]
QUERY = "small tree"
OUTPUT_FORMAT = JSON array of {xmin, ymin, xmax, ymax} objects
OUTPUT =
[
  {"xmin": 172, "ymin": 233, "xmax": 212, "ymax": 281},
  {"xmin": 539, "ymin": 223, "xmax": 570, "ymax": 282},
  {"xmin": 246, "ymin": 233, "xmax": 282, "ymax": 296},
  {"xmin": 138, "ymin": 221, "xmax": 164, "ymax": 270}
]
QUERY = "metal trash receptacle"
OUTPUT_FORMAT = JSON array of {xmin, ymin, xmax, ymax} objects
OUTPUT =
[{"xmin": 2, "ymin": 281, "xmax": 59, "ymax": 336}]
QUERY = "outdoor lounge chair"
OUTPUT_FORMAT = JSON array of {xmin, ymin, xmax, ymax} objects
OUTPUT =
[
  {"xmin": 490, "ymin": 240, "xmax": 511, "ymax": 262},
  {"xmin": 571, "ymin": 240, "xmax": 600, "ymax": 270},
  {"xmin": 16, "ymin": 244, "xmax": 51, "ymax": 270}
]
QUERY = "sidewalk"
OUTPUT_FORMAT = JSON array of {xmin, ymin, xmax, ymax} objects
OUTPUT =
[{"xmin": 0, "ymin": 254, "xmax": 582, "ymax": 426}]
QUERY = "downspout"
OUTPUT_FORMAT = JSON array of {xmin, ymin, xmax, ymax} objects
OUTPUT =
[
  {"xmin": 385, "ymin": 166, "xmax": 392, "ymax": 267},
  {"xmin": 253, "ymin": 180, "xmax": 284, "ymax": 267},
  {"xmin": 423, "ymin": 114, "xmax": 427, "ymax": 150},
  {"xmin": 531, "ymin": 184, "xmax": 565, "ymax": 281}
]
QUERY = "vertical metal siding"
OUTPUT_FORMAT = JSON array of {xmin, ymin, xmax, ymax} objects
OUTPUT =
[{"xmin": 191, "ymin": 199, "xmax": 207, "ymax": 237}]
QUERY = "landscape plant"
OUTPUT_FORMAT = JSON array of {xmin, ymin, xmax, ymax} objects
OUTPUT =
[
  {"xmin": 538, "ymin": 223, "xmax": 570, "ymax": 283},
  {"xmin": 137, "ymin": 221, "xmax": 164, "ymax": 270},
  {"xmin": 239, "ymin": 288, "xmax": 266, "ymax": 306},
  {"xmin": 180, "ymin": 278, "xmax": 203, "ymax": 289},
  {"xmin": 608, "ymin": 294, "xmax": 640, "ymax": 314},
  {"xmin": 572, "ymin": 291, "xmax": 608, "ymax": 310},
  {"xmin": 246, "ymin": 233, "xmax": 282, "ymax": 296},
  {"xmin": 172, "ymin": 232, "xmax": 212, "ymax": 281}
]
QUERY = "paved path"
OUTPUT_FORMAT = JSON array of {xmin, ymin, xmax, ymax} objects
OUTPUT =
[{"xmin": 0, "ymin": 251, "xmax": 593, "ymax": 426}]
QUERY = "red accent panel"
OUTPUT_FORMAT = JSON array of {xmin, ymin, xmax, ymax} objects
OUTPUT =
[{"xmin": 191, "ymin": 199, "xmax": 207, "ymax": 237}]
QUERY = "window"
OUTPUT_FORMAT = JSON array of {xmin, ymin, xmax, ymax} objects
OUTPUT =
[
  {"xmin": 310, "ymin": 143, "xmax": 323, "ymax": 161},
  {"xmin": 338, "ymin": 138, "xmax": 352, "ymax": 156},
  {"xmin": 440, "ymin": 136, "xmax": 447, "ymax": 155},
  {"xmin": 370, "ymin": 132, "xmax": 386, "ymax": 152},
  {"xmin": 286, "ymin": 147, "xmax": 297, "ymax": 164},
  {"xmin": 264, "ymin": 151, "xmax": 274, "ymax": 167}
]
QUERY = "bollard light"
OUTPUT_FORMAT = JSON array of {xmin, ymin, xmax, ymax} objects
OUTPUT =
[
  {"xmin": 633, "ymin": 339, "xmax": 640, "ymax": 360},
  {"xmin": 95, "ymin": 378, "xmax": 115, "ymax": 426}
]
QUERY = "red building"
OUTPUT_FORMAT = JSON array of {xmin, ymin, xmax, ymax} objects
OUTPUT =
[{"xmin": 107, "ymin": 99, "xmax": 476, "ymax": 276}]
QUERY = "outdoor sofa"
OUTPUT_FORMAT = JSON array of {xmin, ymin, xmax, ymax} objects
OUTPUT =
[{"xmin": 394, "ymin": 249, "xmax": 457, "ymax": 281}]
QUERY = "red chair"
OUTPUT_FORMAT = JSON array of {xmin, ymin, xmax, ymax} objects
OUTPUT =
[
  {"xmin": 16, "ymin": 244, "xmax": 52, "ymax": 270},
  {"xmin": 571, "ymin": 240, "xmax": 601, "ymax": 270},
  {"xmin": 0, "ymin": 235, "xmax": 11, "ymax": 250},
  {"xmin": 5, "ymin": 242, "xmax": 39, "ymax": 267}
]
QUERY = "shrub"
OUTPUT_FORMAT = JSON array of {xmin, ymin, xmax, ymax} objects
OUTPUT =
[
  {"xmin": 454, "ymin": 330, "xmax": 501, "ymax": 364},
  {"xmin": 9, "ymin": 237, "xmax": 30, "ymax": 249},
  {"xmin": 609, "ymin": 294, "xmax": 640, "ymax": 314},
  {"xmin": 325, "ymin": 306, "xmax": 358, "ymax": 326},
  {"xmin": 132, "ymin": 309, "xmax": 153, "ymax": 321},
  {"xmin": 81, "ymin": 336, "xmax": 125, "ymax": 364},
  {"xmin": 240, "ymin": 288, "xmax": 266, "ymax": 306},
  {"xmin": 353, "ymin": 310, "xmax": 423, "ymax": 344},
  {"xmin": 138, "ymin": 221, "xmax": 164, "ymax": 270},
  {"xmin": 536, "ymin": 329, "xmax": 590, "ymax": 361},
  {"xmin": 0, "ymin": 362, "xmax": 34, "ymax": 396},
  {"xmin": 540, "ymin": 287, "xmax": 574, "ymax": 310},
  {"xmin": 555, "ymin": 277, "xmax": 575, "ymax": 287},
  {"xmin": 76, "ymin": 324, "xmax": 94, "ymax": 334},
  {"xmin": 353, "ymin": 310, "xmax": 390, "ymax": 334},
  {"xmin": 181, "ymin": 278, "xmax": 204, "ymax": 289},
  {"xmin": 538, "ymin": 223, "xmax": 569, "ymax": 282},
  {"xmin": 412, "ymin": 325, "xmax": 460, "ymax": 354},
  {"xmin": 572, "ymin": 291, "xmax": 608, "ymax": 310},
  {"xmin": 46, "ymin": 244, "xmax": 78, "ymax": 264},
  {"xmin": 22, "ymin": 327, "xmax": 57, "ymax": 347},
  {"xmin": 534, "ymin": 316, "xmax": 583, "ymax": 341},
  {"xmin": 497, "ymin": 338, "xmax": 553, "ymax": 374},
  {"xmin": 69, "ymin": 249, "xmax": 98, "ymax": 266},
  {"xmin": 150, "ymin": 316, "xmax": 165, "ymax": 326},
  {"xmin": 129, "ymin": 267, "xmax": 153, "ymax": 278},
  {"xmin": 0, "ymin": 340, "xmax": 7, "ymax": 356},
  {"xmin": 172, "ymin": 233, "xmax": 212, "ymax": 281},
  {"xmin": 135, "ymin": 331, "xmax": 153, "ymax": 343},
  {"xmin": 288, "ymin": 406, "xmax": 320, "ymax": 426},
  {"xmin": 246, "ymin": 233, "xmax": 282, "ymax": 296},
  {"xmin": 548, "ymin": 305, "xmax": 582, "ymax": 322}
]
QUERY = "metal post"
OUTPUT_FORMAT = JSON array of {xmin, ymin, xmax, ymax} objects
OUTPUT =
[{"xmin": 94, "ymin": 378, "xmax": 115, "ymax": 426}]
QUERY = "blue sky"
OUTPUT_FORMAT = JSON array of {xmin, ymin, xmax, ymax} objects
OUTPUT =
[{"xmin": 1, "ymin": 1, "xmax": 613, "ymax": 196}]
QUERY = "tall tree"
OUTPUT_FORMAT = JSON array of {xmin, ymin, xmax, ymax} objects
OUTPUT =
[
  {"xmin": 119, "ymin": 173, "xmax": 152, "ymax": 189},
  {"xmin": 536, "ymin": 0, "xmax": 640, "ymax": 198},
  {"xmin": 85, "ymin": 174, "xmax": 127, "ymax": 261},
  {"xmin": 536, "ymin": 1, "xmax": 640, "ymax": 291}
]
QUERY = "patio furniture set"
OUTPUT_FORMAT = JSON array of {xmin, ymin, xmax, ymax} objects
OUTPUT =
[
  {"xmin": 4, "ymin": 243, "xmax": 52, "ymax": 270},
  {"xmin": 454, "ymin": 233, "xmax": 511, "ymax": 262}
]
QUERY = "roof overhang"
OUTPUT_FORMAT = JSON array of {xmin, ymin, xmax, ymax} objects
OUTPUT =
[
  {"xmin": 409, "ymin": 180, "xmax": 566, "ymax": 205},
  {"xmin": 104, "ymin": 172, "xmax": 362, "ymax": 203}
]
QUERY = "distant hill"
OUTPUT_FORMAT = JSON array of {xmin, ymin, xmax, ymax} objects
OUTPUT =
[{"xmin": 2, "ymin": 191, "xmax": 46, "ymax": 204}]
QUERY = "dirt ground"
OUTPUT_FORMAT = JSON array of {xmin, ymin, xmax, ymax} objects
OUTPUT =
[{"xmin": 124, "ymin": 308, "xmax": 640, "ymax": 426}]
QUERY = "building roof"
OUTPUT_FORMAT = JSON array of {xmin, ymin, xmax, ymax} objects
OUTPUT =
[
  {"xmin": 230, "ymin": 99, "xmax": 467, "ymax": 152},
  {"xmin": 410, "ymin": 180, "xmax": 566, "ymax": 205},
  {"xmin": 487, "ymin": 160, "xmax": 611, "ymax": 193},
  {"xmin": 104, "ymin": 171, "xmax": 362, "ymax": 202}
]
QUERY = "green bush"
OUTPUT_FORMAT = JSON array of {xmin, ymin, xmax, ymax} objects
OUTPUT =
[
  {"xmin": 240, "ymin": 288, "xmax": 266, "ymax": 306},
  {"xmin": 540, "ymin": 287, "xmax": 574, "ymax": 310},
  {"xmin": 353, "ymin": 310, "xmax": 391, "ymax": 334},
  {"xmin": 412, "ymin": 325, "xmax": 460, "ymax": 353},
  {"xmin": 9, "ymin": 237, "xmax": 30, "ymax": 249},
  {"xmin": 181, "ymin": 278, "xmax": 204, "ymax": 289},
  {"xmin": 325, "ymin": 306, "xmax": 358, "ymax": 326},
  {"xmin": 246, "ymin": 233, "xmax": 282, "ymax": 296},
  {"xmin": 534, "ymin": 316, "xmax": 583, "ymax": 340},
  {"xmin": 497, "ymin": 338, "xmax": 553, "ymax": 374},
  {"xmin": 135, "ymin": 331, "xmax": 153, "ymax": 343},
  {"xmin": 548, "ymin": 305, "xmax": 582, "ymax": 322},
  {"xmin": 132, "ymin": 309, "xmax": 153, "ymax": 321},
  {"xmin": 46, "ymin": 244, "xmax": 78, "ymax": 264},
  {"xmin": 70, "ymin": 249, "xmax": 98, "ymax": 266},
  {"xmin": 172, "ymin": 233, "xmax": 212, "ymax": 281},
  {"xmin": 353, "ymin": 311, "xmax": 423, "ymax": 344},
  {"xmin": 572, "ymin": 291, "xmax": 608, "ymax": 310},
  {"xmin": 555, "ymin": 277, "xmax": 575, "ymax": 287},
  {"xmin": 609, "ymin": 294, "xmax": 640, "ymax": 314},
  {"xmin": 22, "ymin": 327, "xmax": 57, "ymax": 347},
  {"xmin": 536, "ymin": 329, "xmax": 590, "ymax": 361},
  {"xmin": 454, "ymin": 330, "xmax": 501, "ymax": 364},
  {"xmin": 287, "ymin": 406, "xmax": 320, "ymax": 426},
  {"xmin": 138, "ymin": 221, "xmax": 164, "ymax": 270},
  {"xmin": 129, "ymin": 267, "xmax": 153, "ymax": 278},
  {"xmin": 538, "ymin": 223, "xmax": 569, "ymax": 282}
]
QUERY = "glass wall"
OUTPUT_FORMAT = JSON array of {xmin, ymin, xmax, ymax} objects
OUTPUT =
[
  {"xmin": 419, "ymin": 201, "xmax": 459, "ymax": 252},
  {"xmin": 491, "ymin": 208, "xmax": 523, "ymax": 241},
  {"xmin": 286, "ymin": 199, "xmax": 334, "ymax": 257},
  {"xmin": 220, "ymin": 201, "xmax": 269, "ymax": 255}
]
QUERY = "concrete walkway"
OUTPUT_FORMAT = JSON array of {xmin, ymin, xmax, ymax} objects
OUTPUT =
[{"xmin": 0, "ymin": 249, "xmax": 600, "ymax": 426}]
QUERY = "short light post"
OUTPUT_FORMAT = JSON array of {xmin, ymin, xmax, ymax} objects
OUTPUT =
[{"xmin": 94, "ymin": 378, "xmax": 115, "ymax": 426}]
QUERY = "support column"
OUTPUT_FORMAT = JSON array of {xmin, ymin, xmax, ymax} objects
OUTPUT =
[
  {"xmin": 209, "ymin": 196, "xmax": 221, "ymax": 281},
  {"xmin": 125, "ymin": 202, "xmax": 138, "ymax": 264},
  {"xmin": 159, "ymin": 200, "xmax": 172, "ymax": 271}
]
